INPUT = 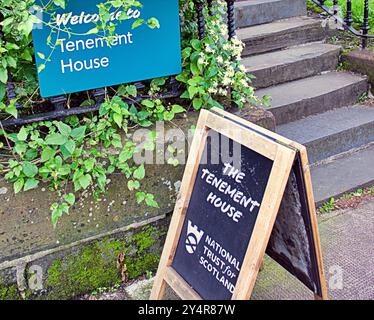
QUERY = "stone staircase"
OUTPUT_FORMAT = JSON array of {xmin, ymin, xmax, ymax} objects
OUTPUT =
[{"xmin": 236, "ymin": 0, "xmax": 374, "ymax": 204}]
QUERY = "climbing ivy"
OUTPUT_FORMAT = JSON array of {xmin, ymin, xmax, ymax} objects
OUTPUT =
[{"xmin": 0, "ymin": 0, "xmax": 260, "ymax": 226}]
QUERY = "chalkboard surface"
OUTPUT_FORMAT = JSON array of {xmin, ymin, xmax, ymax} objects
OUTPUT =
[{"xmin": 172, "ymin": 130, "xmax": 273, "ymax": 300}]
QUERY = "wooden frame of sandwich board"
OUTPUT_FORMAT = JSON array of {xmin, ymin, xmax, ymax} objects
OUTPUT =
[{"xmin": 150, "ymin": 108, "xmax": 328, "ymax": 300}]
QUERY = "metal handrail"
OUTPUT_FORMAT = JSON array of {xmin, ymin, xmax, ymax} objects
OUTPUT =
[{"xmin": 312, "ymin": 0, "xmax": 373, "ymax": 48}]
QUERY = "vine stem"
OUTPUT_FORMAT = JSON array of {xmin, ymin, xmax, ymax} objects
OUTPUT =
[{"xmin": 0, "ymin": 120, "xmax": 18, "ymax": 161}]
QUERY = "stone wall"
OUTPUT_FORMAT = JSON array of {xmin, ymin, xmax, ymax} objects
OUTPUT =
[
  {"xmin": 0, "ymin": 105, "xmax": 275, "ymax": 299},
  {"xmin": 343, "ymin": 49, "xmax": 374, "ymax": 94}
]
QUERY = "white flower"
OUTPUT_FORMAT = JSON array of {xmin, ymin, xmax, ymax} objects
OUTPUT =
[
  {"xmin": 217, "ymin": 56, "xmax": 223, "ymax": 64},
  {"xmin": 226, "ymin": 66, "xmax": 235, "ymax": 77},
  {"xmin": 208, "ymin": 87, "xmax": 218, "ymax": 94},
  {"xmin": 220, "ymin": 25, "xmax": 228, "ymax": 35},
  {"xmin": 222, "ymin": 77, "xmax": 232, "ymax": 86},
  {"xmin": 240, "ymin": 79, "xmax": 249, "ymax": 87},
  {"xmin": 239, "ymin": 64, "xmax": 246, "ymax": 72},
  {"xmin": 198, "ymin": 57, "xmax": 205, "ymax": 66},
  {"xmin": 218, "ymin": 88, "xmax": 228, "ymax": 96},
  {"xmin": 223, "ymin": 43, "xmax": 231, "ymax": 51},
  {"xmin": 231, "ymin": 37, "xmax": 243, "ymax": 47},
  {"xmin": 205, "ymin": 44, "xmax": 214, "ymax": 53}
]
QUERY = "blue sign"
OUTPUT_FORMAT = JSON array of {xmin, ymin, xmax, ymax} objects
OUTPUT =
[{"xmin": 32, "ymin": 0, "xmax": 182, "ymax": 97}]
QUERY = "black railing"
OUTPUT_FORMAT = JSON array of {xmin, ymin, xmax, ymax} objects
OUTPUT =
[
  {"xmin": 1, "ymin": 0, "xmax": 236, "ymax": 128},
  {"xmin": 312, "ymin": 0, "xmax": 373, "ymax": 48}
]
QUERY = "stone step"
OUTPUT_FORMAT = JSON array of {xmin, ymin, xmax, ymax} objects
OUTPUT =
[
  {"xmin": 311, "ymin": 144, "xmax": 374, "ymax": 205},
  {"xmin": 277, "ymin": 105, "xmax": 374, "ymax": 163},
  {"xmin": 237, "ymin": 16, "xmax": 326, "ymax": 57},
  {"xmin": 257, "ymin": 71, "xmax": 368, "ymax": 125},
  {"xmin": 235, "ymin": 0, "xmax": 306, "ymax": 29},
  {"xmin": 244, "ymin": 43, "xmax": 340, "ymax": 89}
]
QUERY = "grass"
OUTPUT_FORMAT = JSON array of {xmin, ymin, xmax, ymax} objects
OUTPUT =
[
  {"xmin": 318, "ymin": 186, "xmax": 374, "ymax": 214},
  {"xmin": 308, "ymin": 0, "xmax": 374, "ymax": 32},
  {"xmin": 319, "ymin": 197, "xmax": 336, "ymax": 214}
]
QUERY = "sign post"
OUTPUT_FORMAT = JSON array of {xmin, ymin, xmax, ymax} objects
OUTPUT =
[
  {"xmin": 151, "ymin": 108, "xmax": 328, "ymax": 300},
  {"xmin": 32, "ymin": 0, "xmax": 181, "ymax": 97}
]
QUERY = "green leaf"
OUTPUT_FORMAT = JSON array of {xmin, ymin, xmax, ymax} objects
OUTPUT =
[
  {"xmin": 61, "ymin": 139, "xmax": 76, "ymax": 157},
  {"xmin": 144, "ymin": 141, "xmax": 155, "ymax": 151},
  {"xmin": 113, "ymin": 112, "xmax": 123, "ymax": 128},
  {"xmin": 1, "ymin": 17, "xmax": 14, "ymax": 28},
  {"xmin": 0, "ymin": 83, "xmax": 6, "ymax": 100},
  {"xmin": 57, "ymin": 122, "xmax": 72, "ymax": 136},
  {"xmin": 64, "ymin": 193, "xmax": 75, "ymax": 206},
  {"xmin": 0, "ymin": 67, "xmax": 8, "ymax": 83},
  {"xmin": 119, "ymin": 149, "xmax": 133, "ymax": 162},
  {"xmin": 24, "ymin": 178, "xmax": 39, "ymax": 191},
  {"xmin": 127, "ymin": 180, "xmax": 140, "ymax": 191},
  {"xmin": 18, "ymin": 18, "xmax": 35, "ymax": 36},
  {"xmin": 22, "ymin": 161, "xmax": 38, "ymax": 178},
  {"xmin": 70, "ymin": 126, "xmax": 86, "ymax": 140},
  {"xmin": 190, "ymin": 39, "xmax": 202, "ymax": 50},
  {"xmin": 45, "ymin": 133, "xmax": 68, "ymax": 145},
  {"xmin": 5, "ymin": 104, "xmax": 17, "ymax": 118},
  {"xmin": 145, "ymin": 194, "xmax": 159, "ymax": 208},
  {"xmin": 53, "ymin": 0, "xmax": 66, "ymax": 9},
  {"xmin": 193, "ymin": 98, "xmax": 203, "ymax": 110},
  {"xmin": 163, "ymin": 111, "xmax": 174, "ymax": 121},
  {"xmin": 132, "ymin": 18, "xmax": 144, "ymax": 29},
  {"xmin": 190, "ymin": 62, "xmax": 200, "ymax": 76},
  {"xmin": 21, "ymin": 48, "xmax": 33, "ymax": 62},
  {"xmin": 38, "ymin": 64, "xmax": 46, "ymax": 73},
  {"xmin": 206, "ymin": 66, "xmax": 218, "ymax": 78},
  {"xmin": 14, "ymin": 178, "xmax": 24, "ymax": 194},
  {"xmin": 125, "ymin": 85, "xmax": 137, "ymax": 97},
  {"xmin": 171, "ymin": 105, "xmax": 186, "ymax": 114},
  {"xmin": 84, "ymin": 158, "xmax": 95, "ymax": 172},
  {"xmin": 147, "ymin": 18, "xmax": 160, "ymax": 29},
  {"xmin": 133, "ymin": 165, "xmax": 145, "ymax": 180},
  {"xmin": 41, "ymin": 147, "xmax": 56, "ymax": 162},
  {"xmin": 17, "ymin": 127, "xmax": 28, "ymax": 141},
  {"xmin": 97, "ymin": 174, "xmax": 107, "ymax": 191},
  {"xmin": 37, "ymin": 52, "xmax": 45, "ymax": 60},
  {"xmin": 167, "ymin": 158, "xmax": 180, "ymax": 167},
  {"xmin": 51, "ymin": 205, "xmax": 60, "ymax": 228},
  {"xmin": 188, "ymin": 86, "xmax": 198, "ymax": 98},
  {"xmin": 6, "ymin": 56, "xmax": 17, "ymax": 68},
  {"xmin": 25, "ymin": 149, "xmax": 38, "ymax": 161},
  {"xmin": 79, "ymin": 174, "xmax": 92, "ymax": 190},
  {"xmin": 86, "ymin": 27, "xmax": 99, "ymax": 35},
  {"xmin": 4, "ymin": 42, "xmax": 19, "ymax": 50},
  {"xmin": 141, "ymin": 100, "xmax": 154, "ymax": 108},
  {"xmin": 136, "ymin": 191, "xmax": 146, "ymax": 204}
]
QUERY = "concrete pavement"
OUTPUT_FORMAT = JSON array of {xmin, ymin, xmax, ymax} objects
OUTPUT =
[{"xmin": 124, "ymin": 198, "xmax": 374, "ymax": 300}]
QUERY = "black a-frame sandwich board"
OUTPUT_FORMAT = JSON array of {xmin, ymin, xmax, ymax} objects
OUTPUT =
[{"xmin": 151, "ymin": 108, "xmax": 328, "ymax": 300}]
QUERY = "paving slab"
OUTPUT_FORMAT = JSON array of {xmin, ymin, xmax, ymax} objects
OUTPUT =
[
  {"xmin": 125, "ymin": 199, "xmax": 374, "ymax": 300},
  {"xmin": 311, "ymin": 144, "xmax": 374, "ymax": 204},
  {"xmin": 252, "ymin": 199, "xmax": 374, "ymax": 300}
]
